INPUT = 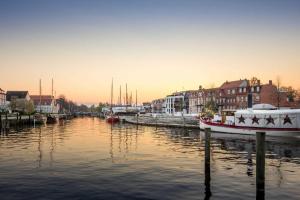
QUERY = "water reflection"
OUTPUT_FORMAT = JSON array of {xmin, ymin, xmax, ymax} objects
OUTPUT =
[{"xmin": 0, "ymin": 118, "xmax": 300, "ymax": 200}]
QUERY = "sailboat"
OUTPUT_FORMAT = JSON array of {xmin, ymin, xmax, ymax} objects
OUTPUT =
[
  {"xmin": 106, "ymin": 78, "xmax": 120, "ymax": 123},
  {"xmin": 46, "ymin": 79, "xmax": 57, "ymax": 124}
]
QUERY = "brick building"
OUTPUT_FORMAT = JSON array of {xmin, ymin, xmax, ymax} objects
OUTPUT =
[{"xmin": 187, "ymin": 78, "xmax": 298, "ymax": 114}]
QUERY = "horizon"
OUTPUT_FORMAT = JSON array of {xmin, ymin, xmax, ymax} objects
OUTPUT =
[{"xmin": 1, "ymin": 0, "xmax": 300, "ymax": 105}]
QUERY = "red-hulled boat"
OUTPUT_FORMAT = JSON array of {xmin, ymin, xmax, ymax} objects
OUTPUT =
[
  {"xmin": 106, "ymin": 78, "xmax": 120, "ymax": 124},
  {"xmin": 106, "ymin": 114, "xmax": 120, "ymax": 123}
]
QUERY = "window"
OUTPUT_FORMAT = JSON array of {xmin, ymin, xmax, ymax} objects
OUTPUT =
[
  {"xmin": 251, "ymin": 87, "xmax": 254, "ymax": 92},
  {"xmin": 228, "ymin": 90, "xmax": 231, "ymax": 95},
  {"xmin": 257, "ymin": 86, "xmax": 260, "ymax": 92},
  {"xmin": 255, "ymin": 96, "xmax": 260, "ymax": 101},
  {"xmin": 239, "ymin": 88, "xmax": 242, "ymax": 93},
  {"xmin": 243, "ymin": 88, "xmax": 246, "ymax": 93},
  {"xmin": 232, "ymin": 89, "xmax": 235, "ymax": 94},
  {"xmin": 237, "ymin": 97, "xmax": 239, "ymax": 102}
]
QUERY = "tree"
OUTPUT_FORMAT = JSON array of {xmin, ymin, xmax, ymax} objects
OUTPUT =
[
  {"xmin": 25, "ymin": 100, "xmax": 35, "ymax": 114},
  {"xmin": 281, "ymin": 86, "xmax": 297, "ymax": 102},
  {"xmin": 276, "ymin": 76, "xmax": 281, "ymax": 108},
  {"xmin": 203, "ymin": 100, "xmax": 218, "ymax": 117}
]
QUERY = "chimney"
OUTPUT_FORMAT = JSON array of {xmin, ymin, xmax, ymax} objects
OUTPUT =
[
  {"xmin": 269, "ymin": 80, "xmax": 272, "ymax": 85},
  {"xmin": 258, "ymin": 80, "xmax": 260, "ymax": 85}
]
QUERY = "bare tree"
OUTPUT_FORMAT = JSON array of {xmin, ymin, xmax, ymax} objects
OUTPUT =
[{"xmin": 276, "ymin": 76, "xmax": 281, "ymax": 108}]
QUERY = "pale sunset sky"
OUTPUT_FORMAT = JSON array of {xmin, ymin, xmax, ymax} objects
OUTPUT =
[{"xmin": 0, "ymin": 0, "xmax": 299, "ymax": 105}]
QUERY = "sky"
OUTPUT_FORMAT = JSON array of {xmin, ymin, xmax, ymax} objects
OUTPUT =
[{"xmin": 0, "ymin": 0, "xmax": 300, "ymax": 105}]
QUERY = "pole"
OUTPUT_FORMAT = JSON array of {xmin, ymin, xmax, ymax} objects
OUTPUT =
[
  {"xmin": 204, "ymin": 128, "xmax": 212, "ymax": 199},
  {"xmin": 111, "ymin": 78, "xmax": 113, "ymax": 113},
  {"xmin": 51, "ymin": 78, "xmax": 54, "ymax": 113},
  {"xmin": 256, "ymin": 132, "xmax": 266, "ymax": 199},
  {"xmin": 39, "ymin": 79, "xmax": 42, "ymax": 113},
  {"xmin": 126, "ymin": 83, "xmax": 128, "ymax": 106},
  {"xmin": 135, "ymin": 89, "xmax": 137, "ymax": 107},
  {"xmin": 120, "ymin": 85, "xmax": 122, "ymax": 105}
]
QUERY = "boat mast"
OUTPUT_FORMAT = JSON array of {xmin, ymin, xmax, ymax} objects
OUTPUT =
[
  {"xmin": 111, "ymin": 78, "xmax": 113, "ymax": 113},
  {"xmin": 51, "ymin": 78, "xmax": 54, "ymax": 113},
  {"xmin": 39, "ymin": 79, "xmax": 42, "ymax": 113},
  {"xmin": 126, "ymin": 83, "xmax": 128, "ymax": 108},
  {"xmin": 135, "ymin": 89, "xmax": 137, "ymax": 107},
  {"xmin": 119, "ymin": 85, "xmax": 122, "ymax": 105}
]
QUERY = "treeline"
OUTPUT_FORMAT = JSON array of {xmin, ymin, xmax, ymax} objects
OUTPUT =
[{"xmin": 57, "ymin": 95, "xmax": 89, "ymax": 113}]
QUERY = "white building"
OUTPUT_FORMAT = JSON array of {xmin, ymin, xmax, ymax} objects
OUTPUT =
[
  {"xmin": 165, "ymin": 95, "xmax": 185, "ymax": 115},
  {"xmin": 30, "ymin": 95, "xmax": 59, "ymax": 113},
  {"xmin": 0, "ymin": 88, "xmax": 6, "ymax": 109}
]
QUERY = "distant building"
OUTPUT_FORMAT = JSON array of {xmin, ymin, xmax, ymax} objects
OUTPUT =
[
  {"xmin": 142, "ymin": 102, "xmax": 152, "ymax": 113},
  {"xmin": 188, "ymin": 86, "xmax": 219, "ymax": 114},
  {"xmin": 217, "ymin": 79, "xmax": 249, "ymax": 111},
  {"xmin": 0, "ymin": 88, "xmax": 6, "ymax": 110},
  {"xmin": 165, "ymin": 95, "xmax": 185, "ymax": 115},
  {"xmin": 6, "ymin": 91, "xmax": 32, "ymax": 113},
  {"xmin": 30, "ymin": 95, "xmax": 59, "ymax": 113},
  {"xmin": 0, "ymin": 88, "xmax": 6, "ymax": 107},
  {"xmin": 151, "ymin": 98, "xmax": 165, "ymax": 113},
  {"xmin": 6, "ymin": 91, "xmax": 30, "ymax": 102}
]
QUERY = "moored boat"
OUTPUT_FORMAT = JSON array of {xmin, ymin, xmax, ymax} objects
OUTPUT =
[
  {"xmin": 200, "ymin": 104, "xmax": 300, "ymax": 137},
  {"xmin": 46, "ymin": 114, "xmax": 57, "ymax": 124},
  {"xmin": 106, "ymin": 114, "xmax": 120, "ymax": 123},
  {"xmin": 33, "ymin": 113, "xmax": 47, "ymax": 124}
]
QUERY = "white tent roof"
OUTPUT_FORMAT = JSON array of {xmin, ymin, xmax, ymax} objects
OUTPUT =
[{"xmin": 252, "ymin": 104, "xmax": 276, "ymax": 110}]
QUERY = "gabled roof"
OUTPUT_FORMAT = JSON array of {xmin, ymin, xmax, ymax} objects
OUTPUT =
[
  {"xmin": 30, "ymin": 95, "xmax": 54, "ymax": 106},
  {"xmin": 0, "ymin": 88, "xmax": 5, "ymax": 93},
  {"xmin": 220, "ymin": 80, "xmax": 248, "ymax": 89},
  {"xmin": 6, "ymin": 91, "xmax": 29, "ymax": 101}
]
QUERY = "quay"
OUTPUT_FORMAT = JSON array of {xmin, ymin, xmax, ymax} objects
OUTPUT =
[
  {"xmin": 122, "ymin": 114, "xmax": 199, "ymax": 129},
  {"xmin": 0, "ymin": 113, "xmax": 73, "ymax": 131}
]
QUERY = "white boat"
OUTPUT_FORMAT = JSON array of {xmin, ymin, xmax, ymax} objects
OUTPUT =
[{"xmin": 200, "ymin": 104, "xmax": 300, "ymax": 137}]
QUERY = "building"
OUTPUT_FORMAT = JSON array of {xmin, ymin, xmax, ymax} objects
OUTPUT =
[
  {"xmin": 188, "ymin": 86, "xmax": 220, "ymax": 114},
  {"xmin": 6, "ymin": 91, "xmax": 32, "ymax": 113},
  {"xmin": 164, "ymin": 95, "xmax": 185, "ymax": 115},
  {"xmin": 6, "ymin": 91, "xmax": 31, "ymax": 102},
  {"xmin": 217, "ymin": 79, "xmax": 250, "ymax": 111},
  {"xmin": 30, "ymin": 95, "xmax": 59, "ymax": 113},
  {"xmin": 151, "ymin": 98, "xmax": 165, "ymax": 113},
  {"xmin": 0, "ymin": 88, "xmax": 6, "ymax": 107}
]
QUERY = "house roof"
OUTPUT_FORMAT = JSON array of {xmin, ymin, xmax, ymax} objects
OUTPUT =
[
  {"xmin": 6, "ymin": 91, "xmax": 29, "ymax": 101},
  {"xmin": 220, "ymin": 80, "xmax": 248, "ymax": 89},
  {"xmin": 0, "ymin": 88, "xmax": 5, "ymax": 93},
  {"xmin": 30, "ymin": 95, "xmax": 54, "ymax": 106}
]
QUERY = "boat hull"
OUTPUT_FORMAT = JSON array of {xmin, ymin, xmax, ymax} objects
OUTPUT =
[
  {"xmin": 200, "ymin": 120, "xmax": 300, "ymax": 137},
  {"xmin": 106, "ymin": 116, "xmax": 120, "ymax": 123},
  {"xmin": 46, "ymin": 115, "xmax": 57, "ymax": 124}
]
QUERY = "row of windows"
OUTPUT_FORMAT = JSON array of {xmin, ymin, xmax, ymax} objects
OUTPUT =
[{"xmin": 227, "ymin": 86, "xmax": 261, "ymax": 95}]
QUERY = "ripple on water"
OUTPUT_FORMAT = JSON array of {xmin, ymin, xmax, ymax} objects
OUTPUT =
[{"xmin": 0, "ymin": 118, "xmax": 300, "ymax": 200}]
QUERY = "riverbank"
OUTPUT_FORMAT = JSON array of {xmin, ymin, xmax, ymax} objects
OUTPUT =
[{"xmin": 0, "ymin": 113, "xmax": 73, "ymax": 131}]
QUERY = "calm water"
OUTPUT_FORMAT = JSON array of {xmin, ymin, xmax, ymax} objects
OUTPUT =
[{"xmin": 0, "ymin": 118, "xmax": 300, "ymax": 200}]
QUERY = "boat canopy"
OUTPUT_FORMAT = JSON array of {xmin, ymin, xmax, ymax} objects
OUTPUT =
[
  {"xmin": 234, "ymin": 109, "xmax": 300, "ymax": 128},
  {"xmin": 252, "ymin": 104, "xmax": 276, "ymax": 110}
]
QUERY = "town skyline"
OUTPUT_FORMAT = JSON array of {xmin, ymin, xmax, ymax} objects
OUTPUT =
[{"xmin": 1, "ymin": 0, "xmax": 300, "ymax": 104}]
